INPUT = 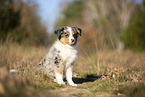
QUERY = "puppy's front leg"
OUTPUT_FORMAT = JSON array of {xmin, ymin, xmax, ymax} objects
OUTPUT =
[
  {"xmin": 54, "ymin": 57, "xmax": 65, "ymax": 85},
  {"xmin": 55, "ymin": 72, "xmax": 65, "ymax": 85},
  {"xmin": 66, "ymin": 66, "xmax": 77, "ymax": 86}
]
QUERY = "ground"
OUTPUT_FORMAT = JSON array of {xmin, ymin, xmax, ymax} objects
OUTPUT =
[{"xmin": 0, "ymin": 42, "xmax": 145, "ymax": 97}]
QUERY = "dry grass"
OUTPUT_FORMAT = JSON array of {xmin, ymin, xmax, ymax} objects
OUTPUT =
[
  {"xmin": 0, "ymin": 43, "xmax": 54, "ymax": 97},
  {"xmin": 0, "ymin": 42, "xmax": 145, "ymax": 97}
]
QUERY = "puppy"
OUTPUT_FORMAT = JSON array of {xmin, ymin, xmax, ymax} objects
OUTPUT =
[{"xmin": 37, "ymin": 26, "xmax": 82, "ymax": 86}]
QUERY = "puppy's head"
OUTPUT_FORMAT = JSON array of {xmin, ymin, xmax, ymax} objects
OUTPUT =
[{"xmin": 55, "ymin": 26, "xmax": 82, "ymax": 46}]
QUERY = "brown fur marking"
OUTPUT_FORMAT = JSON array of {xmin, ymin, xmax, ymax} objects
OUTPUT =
[{"xmin": 60, "ymin": 37, "xmax": 69, "ymax": 45}]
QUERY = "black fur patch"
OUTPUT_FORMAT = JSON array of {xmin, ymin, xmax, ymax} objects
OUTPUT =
[
  {"xmin": 54, "ymin": 55, "xmax": 62, "ymax": 68},
  {"xmin": 55, "ymin": 27, "xmax": 65, "ymax": 40}
]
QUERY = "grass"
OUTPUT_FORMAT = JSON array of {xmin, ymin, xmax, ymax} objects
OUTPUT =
[{"xmin": 0, "ymin": 42, "xmax": 145, "ymax": 97}]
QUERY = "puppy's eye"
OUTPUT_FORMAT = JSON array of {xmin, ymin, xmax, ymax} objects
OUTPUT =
[
  {"xmin": 65, "ymin": 32, "xmax": 70, "ymax": 38},
  {"xmin": 65, "ymin": 34, "xmax": 69, "ymax": 38}
]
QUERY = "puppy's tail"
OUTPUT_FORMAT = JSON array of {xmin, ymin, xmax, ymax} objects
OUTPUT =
[
  {"xmin": 9, "ymin": 58, "xmax": 46, "ymax": 73},
  {"xmin": 10, "ymin": 69, "xmax": 18, "ymax": 73}
]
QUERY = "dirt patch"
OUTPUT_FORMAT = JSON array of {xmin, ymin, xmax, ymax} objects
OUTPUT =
[{"xmin": 49, "ymin": 87, "xmax": 91, "ymax": 97}]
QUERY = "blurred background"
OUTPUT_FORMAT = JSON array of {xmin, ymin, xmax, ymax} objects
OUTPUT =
[
  {"xmin": 0, "ymin": 0, "xmax": 145, "ymax": 96},
  {"xmin": 0, "ymin": 0, "xmax": 145, "ymax": 52}
]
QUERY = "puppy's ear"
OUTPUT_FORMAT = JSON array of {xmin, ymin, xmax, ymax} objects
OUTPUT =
[
  {"xmin": 76, "ymin": 27, "xmax": 82, "ymax": 36},
  {"xmin": 55, "ymin": 27, "xmax": 64, "ymax": 40}
]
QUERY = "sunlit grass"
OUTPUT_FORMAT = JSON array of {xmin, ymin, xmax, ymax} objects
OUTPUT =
[{"xmin": 0, "ymin": 42, "xmax": 145, "ymax": 97}]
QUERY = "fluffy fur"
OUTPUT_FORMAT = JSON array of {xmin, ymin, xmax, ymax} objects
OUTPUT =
[{"xmin": 37, "ymin": 26, "xmax": 82, "ymax": 86}]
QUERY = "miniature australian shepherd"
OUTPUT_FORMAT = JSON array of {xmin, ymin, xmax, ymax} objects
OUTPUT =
[{"xmin": 37, "ymin": 26, "xmax": 82, "ymax": 86}]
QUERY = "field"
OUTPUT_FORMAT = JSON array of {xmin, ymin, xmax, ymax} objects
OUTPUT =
[{"xmin": 0, "ymin": 42, "xmax": 145, "ymax": 97}]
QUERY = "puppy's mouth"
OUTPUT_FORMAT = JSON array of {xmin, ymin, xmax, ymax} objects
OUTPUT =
[{"xmin": 69, "ymin": 41, "xmax": 77, "ymax": 46}]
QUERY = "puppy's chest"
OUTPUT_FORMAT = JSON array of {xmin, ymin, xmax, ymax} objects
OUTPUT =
[{"xmin": 59, "ymin": 47, "xmax": 77, "ymax": 62}]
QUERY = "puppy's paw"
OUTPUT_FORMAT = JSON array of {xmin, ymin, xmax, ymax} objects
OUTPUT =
[
  {"xmin": 57, "ymin": 81, "xmax": 66, "ymax": 85},
  {"xmin": 69, "ymin": 83, "xmax": 77, "ymax": 86}
]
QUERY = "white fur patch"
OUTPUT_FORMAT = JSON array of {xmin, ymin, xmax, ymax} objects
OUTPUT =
[
  {"xmin": 67, "ymin": 27, "xmax": 75, "ymax": 45},
  {"xmin": 55, "ymin": 72, "xmax": 65, "ymax": 85},
  {"xmin": 54, "ymin": 40, "xmax": 78, "ymax": 64},
  {"xmin": 66, "ymin": 67, "xmax": 77, "ymax": 86}
]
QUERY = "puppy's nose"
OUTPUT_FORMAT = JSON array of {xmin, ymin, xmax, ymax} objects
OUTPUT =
[{"xmin": 71, "ymin": 39, "xmax": 75, "ymax": 42}]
